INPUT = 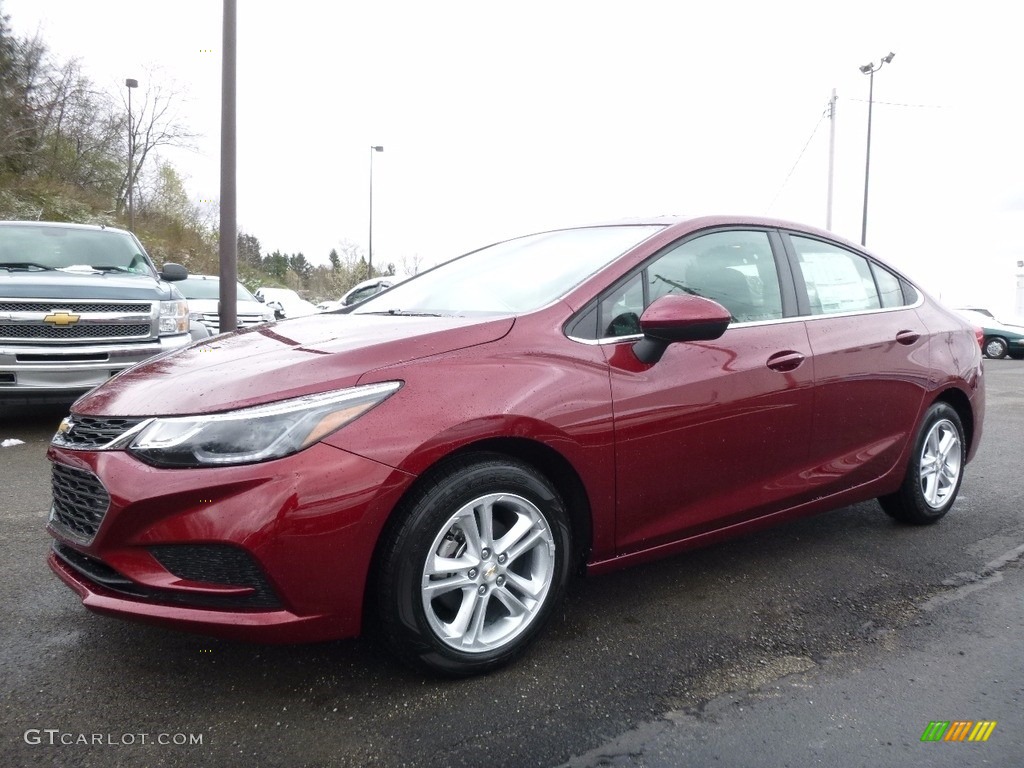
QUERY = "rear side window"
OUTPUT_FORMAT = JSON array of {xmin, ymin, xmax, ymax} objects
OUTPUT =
[
  {"xmin": 870, "ymin": 263, "xmax": 905, "ymax": 308},
  {"xmin": 791, "ymin": 236, "xmax": 881, "ymax": 315}
]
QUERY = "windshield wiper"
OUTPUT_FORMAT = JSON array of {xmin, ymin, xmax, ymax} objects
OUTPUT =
[
  {"xmin": 0, "ymin": 262, "xmax": 55, "ymax": 271},
  {"xmin": 371, "ymin": 309, "xmax": 447, "ymax": 317},
  {"xmin": 90, "ymin": 265, "xmax": 134, "ymax": 273}
]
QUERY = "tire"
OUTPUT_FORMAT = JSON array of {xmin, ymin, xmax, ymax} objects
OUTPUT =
[
  {"xmin": 375, "ymin": 454, "xmax": 572, "ymax": 676},
  {"xmin": 983, "ymin": 337, "xmax": 1008, "ymax": 359},
  {"xmin": 879, "ymin": 402, "xmax": 965, "ymax": 525}
]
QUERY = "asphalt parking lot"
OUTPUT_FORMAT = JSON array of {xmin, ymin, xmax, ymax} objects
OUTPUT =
[{"xmin": 1, "ymin": 361, "xmax": 1022, "ymax": 768}]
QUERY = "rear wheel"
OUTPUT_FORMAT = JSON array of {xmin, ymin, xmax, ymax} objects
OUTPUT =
[
  {"xmin": 983, "ymin": 337, "xmax": 1008, "ymax": 359},
  {"xmin": 879, "ymin": 402, "xmax": 965, "ymax": 525},
  {"xmin": 376, "ymin": 454, "xmax": 572, "ymax": 676}
]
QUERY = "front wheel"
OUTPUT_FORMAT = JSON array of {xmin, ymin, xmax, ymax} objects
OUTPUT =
[
  {"xmin": 375, "ymin": 455, "xmax": 572, "ymax": 676},
  {"xmin": 983, "ymin": 337, "xmax": 1008, "ymax": 359},
  {"xmin": 879, "ymin": 402, "xmax": 965, "ymax": 525}
]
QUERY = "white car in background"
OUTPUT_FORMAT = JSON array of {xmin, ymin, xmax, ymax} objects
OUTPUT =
[
  {"xmin": 317, "ymin": 277, "xmax": 398, "ymax": 312},
  {"xmin": 954, "ymin": 307, "xmax": 1024, "ymax": 359},
  {"xmin": 178, "ymin": 275, "xmax": 276, "ymax": 334},
  {"xmin": 255, "ymin": 287, "xmax": 318, "ymax": 319}
]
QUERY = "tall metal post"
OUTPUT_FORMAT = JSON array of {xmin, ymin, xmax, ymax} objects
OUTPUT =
[
  {"xmin": 860, "ymin": 71, "xmax": 874, "ymax": 246},
  {"xmin": 859, "ymin": 52, "xmax": 894, "ymax": 247},
  {"xmin": 125, "ymin": 78, "xmax": 138, "ymax": 232},
  {"xmin": 218, "ymin": 0, "xmax": 238, "ymax": 333},
  {"xmin": 368, "ymin": 145, "xmax": 383, "ymax": 280}
]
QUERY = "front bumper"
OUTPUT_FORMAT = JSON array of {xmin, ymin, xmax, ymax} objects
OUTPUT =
[
  {"xmin": 46, "ymin": 441, "xmax": 415, "ymax": 642},
  {"xmin": 0, "ymin": 334, "xmax": 192, "ymax": 398}
]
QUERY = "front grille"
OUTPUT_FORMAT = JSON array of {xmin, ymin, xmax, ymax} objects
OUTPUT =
[
  {"xmin": 0, "ymin": 324, "xmax": 150, "ymax": 340},
  {"xmin": 52, "ymin": 542, "xmax": 148, "ymax": 596},
  {"xmin": 0, "ymin": 301, "xmax": 150, "ymax": 313},
  {"xmin": 52, "ymin": 543, "xmax": 282, "ymax": 610},
  {"xmin": 150, "ymin": 545, "xmax": 282, "ymax": 608},
  {"xmin": 53, "ymin": 416, "xmax": 147, "ymax": 449},
  {"xmin": 199, "ymin": 313, "xmax": 267, "ymax": 330},
  {"xmin": 50, "ymin": 463, "xmax": 110, "ymax": 543}
]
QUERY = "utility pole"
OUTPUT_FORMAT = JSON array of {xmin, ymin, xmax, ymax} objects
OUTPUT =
[{"xmin": 826, "ymin": 88, "xmax": 836, "ymax": 231}]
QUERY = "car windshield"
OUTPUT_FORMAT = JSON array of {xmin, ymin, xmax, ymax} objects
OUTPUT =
[
  {"xmin": 0, "ymin": 225, "xmax": 155, "ymax": 275},
  {"xmin": 353, "ymin": 225, "xmax": 665, "ymax": 315},
  {"xmin": 179, "ymin": 277, "xmax": 257, "ymax": 302}
]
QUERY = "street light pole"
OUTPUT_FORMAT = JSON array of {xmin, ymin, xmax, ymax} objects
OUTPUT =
[
  {"xmin": 125, "ymin": 78, "xmax": 138, "ymax": 232},
  {"xmin": 368, "ymin": 145, "xmax": 383, "ymax": 280},
  {"xmin": 859, "ymin": 52, "xmax": 894, "ymax": 246}
]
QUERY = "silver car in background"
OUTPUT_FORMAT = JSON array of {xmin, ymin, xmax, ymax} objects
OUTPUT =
[{"xmin": 177, "ymin": 275, "xmax": 275, "ymax": 334}]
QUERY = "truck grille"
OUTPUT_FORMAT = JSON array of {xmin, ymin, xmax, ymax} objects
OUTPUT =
[
  {"xmin": 1, "ymin": 324, "xmax": 150, "ymax": 340},
  {"xmin": 50, "ymin": 463, "xmax": 110, "ymax": 544},
  {"xmin": 0, "ymin": 301, "xmax": 150, "ymax": 313},
  {"xmin": 0, "ymin": 299, "xmax": 154, "ymax": 344}
]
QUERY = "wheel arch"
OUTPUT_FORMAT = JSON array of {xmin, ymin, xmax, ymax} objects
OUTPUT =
[
  {"xmin": 362, "ymin": 436, "xmax": 594, "ymax": 630},
  {"xmin": 929, "ymin": 387, "xmax": 975, "ymax": 456},
  {"xmin": 447, "ymin": 437, "xmax": 594, "ymax": 567}
]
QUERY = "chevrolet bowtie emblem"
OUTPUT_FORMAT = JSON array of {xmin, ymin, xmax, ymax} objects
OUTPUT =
[{"xmin": 43, "ymin": 311, "xmax": 81, "ymax": 326}]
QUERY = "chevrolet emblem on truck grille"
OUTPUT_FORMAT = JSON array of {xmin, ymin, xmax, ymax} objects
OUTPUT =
[{"xmin": 43, "ymin": 312, "xmax": 81, "ymax": 326}]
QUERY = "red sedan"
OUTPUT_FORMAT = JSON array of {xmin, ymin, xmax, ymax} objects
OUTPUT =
[{"xmin": 47, "ymin": 216, "xmax": 984, "ymax": 676}]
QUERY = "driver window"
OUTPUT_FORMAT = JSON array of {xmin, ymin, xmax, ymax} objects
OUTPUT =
[{"xmin": 645, "ymin": 230, "xmax": 783, "ymax": 323}]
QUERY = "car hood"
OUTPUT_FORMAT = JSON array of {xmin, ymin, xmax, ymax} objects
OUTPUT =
[
  {"xmin": 187, "ymin": 298, "xmax": 269, "ymax": 315},
  {"xmin": 74, "ymin": 313, "xmax": 515, "ymax": 416},
  {"xmin": 0, "ymin": 270, "xmax": 171, "ymax": 299}
]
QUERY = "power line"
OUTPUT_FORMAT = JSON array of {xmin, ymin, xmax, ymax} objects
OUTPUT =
[
  {"xmin": 766, "ymin": 109, "xmax": 826, "ymax": 214},
  {"xmin": 847, "ymin": 98, "xmax": 947, "ymax": 108}
]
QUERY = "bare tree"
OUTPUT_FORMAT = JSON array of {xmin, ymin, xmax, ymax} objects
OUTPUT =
[
  {"xmin": 399, "ymin": 252, "xmax": 425, "ymax": 277},
  {"xmin": 116, "ymin": 67, "xmax": 199, "ymax": 216}
]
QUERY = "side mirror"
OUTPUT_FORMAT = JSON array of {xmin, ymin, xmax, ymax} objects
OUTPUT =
[
  {"xmin": 633, "ymin": 294, "xmax": 731, "ymax": 364},
  {"xmin": 160, "ymin": 263, "xmax": 188, "ymax": 282}
]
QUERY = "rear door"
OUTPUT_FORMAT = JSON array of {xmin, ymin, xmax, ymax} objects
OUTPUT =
[{"xmin": 782, "ymin": 232, "xmax": 930, "ymax": 494}]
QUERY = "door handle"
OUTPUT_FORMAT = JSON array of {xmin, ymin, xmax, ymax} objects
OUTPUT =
[
  {"xmin": 895, "ymin": 330, "xmax": 920, "ymax": 346},
  {"xmin": 766, "ymin": 350, "xmax": 805, "ymax": 372}
]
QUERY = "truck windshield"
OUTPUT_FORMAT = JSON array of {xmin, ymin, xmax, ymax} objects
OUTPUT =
[{"xmin": 0, "ymin": 225, "xmax": 155, "ymax": 276}]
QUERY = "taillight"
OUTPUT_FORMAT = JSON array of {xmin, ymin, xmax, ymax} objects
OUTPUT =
[{"xmin": 974, "ymin": 326, "xmax": 984, "ymax": 349}]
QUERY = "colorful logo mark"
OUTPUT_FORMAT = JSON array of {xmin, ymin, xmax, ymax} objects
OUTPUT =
[{"xmin": 921, "ymin": 721, "xmax": 997, "ymax": 742}]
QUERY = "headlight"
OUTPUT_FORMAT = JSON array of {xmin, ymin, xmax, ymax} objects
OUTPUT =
[
  {"xmin": 127, "ymin": 381, "xmax": 402, "ymax": 467},
  {"xmin": 159, "ymin": 300, "xmax": 189, "ymax": 335}
]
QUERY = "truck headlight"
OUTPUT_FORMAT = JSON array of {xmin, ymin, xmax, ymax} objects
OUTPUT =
[
  {"xmin": 127, "ymin": 381, "xmax": 402, "ymax": 467},
  {"xmin": 159, "ymin": 300, "xmax": 189, "ymax": 335}
]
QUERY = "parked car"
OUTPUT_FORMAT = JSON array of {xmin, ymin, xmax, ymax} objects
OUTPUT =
[
  {"xmin": 47, "ymin": 215, "xmax": 984, "ymax": 676},
  {"xmin": 0, "ymin": 221, "xmax": 191, "ymax": 404},
  {"xmin": 188, "ymin": 319, "xmax": 212, "ymax": 342},
  {"xmin": 954, "ymin": 308, "xmax": 1024, "ymax": 359},
  {"xmin": 177, "ymin": 274, "xmax": 275, "ymax": 335},
  {"xmin": 254, "ymin": 286, "xmax": 317, "ymax": 319},
  {"xmin": 317, "ymin": 277, "xmax": 398, "ymax": 312}
]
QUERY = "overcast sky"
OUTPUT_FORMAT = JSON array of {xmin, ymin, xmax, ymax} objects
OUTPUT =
[{"xmin": 6, "ymin": 0, "xmax": 1023, "ymax": 311}]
